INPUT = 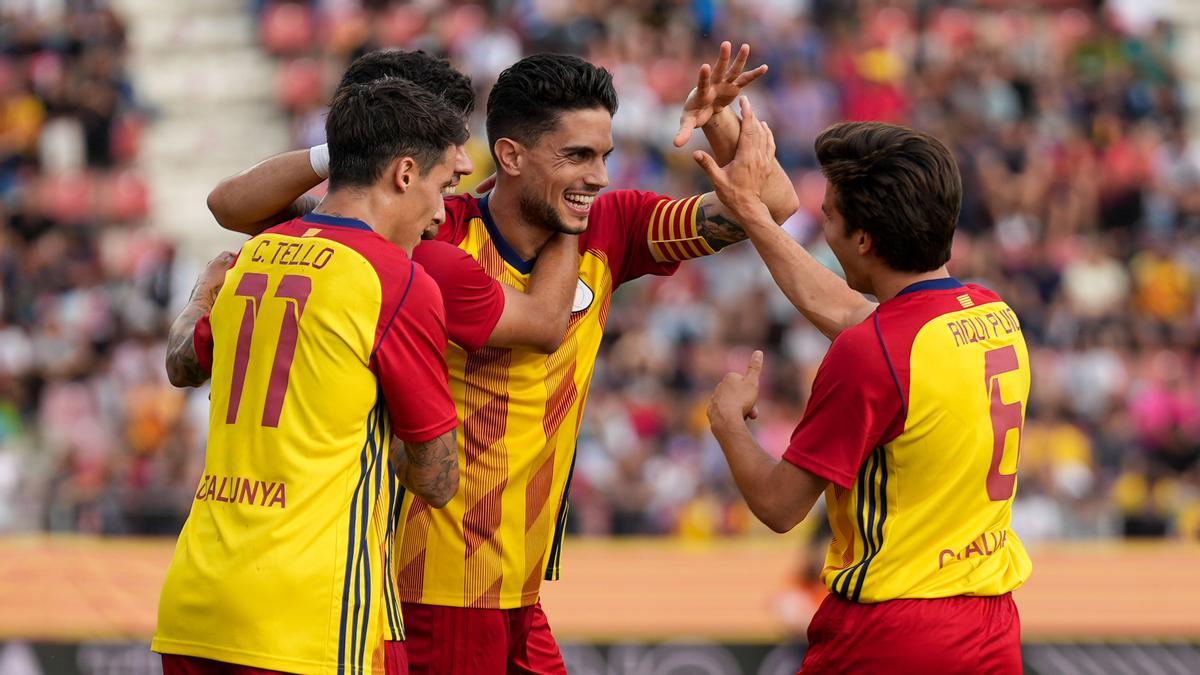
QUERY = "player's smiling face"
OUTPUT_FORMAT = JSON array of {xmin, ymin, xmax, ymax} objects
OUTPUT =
[{"xmin": 519, "ymin": 107, "xmax": 613, "ymax": 234}]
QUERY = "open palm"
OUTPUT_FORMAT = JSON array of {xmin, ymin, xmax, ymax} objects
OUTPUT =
[{"xmin": 674, "ymin": 41, "xmax": 769, "ymax": 147}]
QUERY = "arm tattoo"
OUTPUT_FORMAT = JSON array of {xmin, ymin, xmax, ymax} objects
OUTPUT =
[
  {"xmin": 394, "ymin": 430, "xmax": 459, "ymax": 507},
  {"xmin": 165, "ymin": 278, "xmax": 218, "ymax": 387},
  {"xmin": 697, "ymin": 203, "xmax": 749, "ymax": 251}
]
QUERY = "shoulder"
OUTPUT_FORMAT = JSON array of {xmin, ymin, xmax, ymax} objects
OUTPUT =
[
  {"xmin": 413, "ymin": 239, "xmax": 477, "ymax": 271},
  {"xmin": 963, "ymin": 282, "xmax": 1003, "ymax": 305},
  {"xmin": 823, "ymin": 317, "xmax": 890, "ymax": 378},
  {"xmin": 438, "ymin": 194, "xmax": 482, "ymax": 244},
  {"xmin": 590, "ymin": 189, "xmax": 667, "ymax": 221}
]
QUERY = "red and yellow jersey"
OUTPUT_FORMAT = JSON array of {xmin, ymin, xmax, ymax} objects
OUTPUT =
[
  {"xmin": 395, "ymin": 191, "xmax": 712, "ymax": 610},
  {"xmin": 784, "ymin": 278, "xmax": 1032, "ymax": 603},
  {"xmin": 153, "ymin": 213, "xmax": 457, "ymax": 674}
]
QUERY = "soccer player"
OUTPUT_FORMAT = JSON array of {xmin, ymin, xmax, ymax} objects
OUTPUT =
[
  {"xmin": 153, "ymin": 78, "xmax": 468, "ymax": 675},
  {"xmin": 699, "ymin": 116, "xmax": 1030, "ymax": 673},
  {"xmin": 207, "ymin": 49, "xmax": 581, "ymax": 355},
  {"xmin": 207, "ymin": 44, "xmax": 798, "ymax": 673}
]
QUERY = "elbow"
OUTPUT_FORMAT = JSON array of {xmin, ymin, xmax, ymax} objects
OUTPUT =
[
  {"xmin": 206, "ymin": 182, "xmax": 243, "ymax": 232},
  {"xmin": 772, "ymin": 193, "xmax": 800, "ymax": 225},
  {"xmin": 531, "ymin": 320, "xmax": 569, "ymax": 354},
  {"xmin": 165, "ymin": 364, "xmax": 196, "ymax": 389},
  {"xmin": 756, "ymin": 502, "xmax": 804, "ymax": 534},
  {"xmin": 424, "ymin": 474, "xmax": 459, "ymax": 509}
]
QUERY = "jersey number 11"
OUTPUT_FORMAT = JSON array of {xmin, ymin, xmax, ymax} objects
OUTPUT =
[{"xmin": 225, "ymin": 272, "xmax": 312, "ymax": 428}]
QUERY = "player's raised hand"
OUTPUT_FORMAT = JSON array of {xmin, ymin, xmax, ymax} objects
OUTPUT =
[
  {"xmin": 674, "ymin": 41, "xmax": 769, "ymax": 147},
  {"xmin": 708, "ymin": 350, "xmax": 764, "ymax": 426},
  {"xmin": 471, "ymin": 172, "xmax": 497, "ymax": 196},
  {"xmin": 692, "ymin": 96, "xmax": 777, "ymax": 217}
]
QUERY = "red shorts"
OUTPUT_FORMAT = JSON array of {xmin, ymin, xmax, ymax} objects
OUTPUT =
[
  {"xmin": 400, "ymin": 601, "xmax": 566, "ymax": 675},
  {"xmin": 800, "ymin": 592, "xmax": 1022, "ymax": 675},
  {"xmin": 164, "ymin": 646, "xmax": 408, "ymax": 675}
]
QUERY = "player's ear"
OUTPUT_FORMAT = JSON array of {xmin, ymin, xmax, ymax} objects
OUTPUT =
[
  {"xmin": 393, "ymin": 157, "xmax": 418, "ymax": 193},
  {"xmin": 857, "ymin": 230, "xmax": 872, "ymax": 256},
  {"xmin": 493, "ymin": 138, "xmax": 523, "ymax": 177}
]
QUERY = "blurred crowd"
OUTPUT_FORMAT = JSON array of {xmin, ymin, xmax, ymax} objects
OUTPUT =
[
  {"xmin": 0, "ymin": 4, "xmax": 200, "ymax": 534},
  {"xmin": 4, "ymin": 0, "xmax": 1200, "ymax": 543},
  {"xmin": 248, "ymin": 0, "xmax": 1200, "ymax": 542}
]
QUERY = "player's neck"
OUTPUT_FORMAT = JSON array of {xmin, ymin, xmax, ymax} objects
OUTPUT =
[
  {"xmin": 486, "ymin": 183, "xmax": 555, "ymax": 262},
  {"xmin": 870, "ymin": 267, "xmax": 951, "ymax": 303},
  {"xmin": 316, "ymin": 190, "xmax": 411, "ymax": 252}
]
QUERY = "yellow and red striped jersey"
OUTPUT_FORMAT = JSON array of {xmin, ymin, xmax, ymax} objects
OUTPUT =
[
  {"xmin": 153, "ymin": 213, "xmax": 456, "ymax": 674},
  {"xmin": 784, "ymin": 278, "xmax": 1032, "ymax": 603},
  {"xmin": 394, "ymin": 191, "xmax": 712, "ymax": 610}
]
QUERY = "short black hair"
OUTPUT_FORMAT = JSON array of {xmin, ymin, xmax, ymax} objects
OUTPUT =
[
  {"xmin": 337, "ymin": 49, "xmax": 475, "ymax": 117},
  {"xmin": 816, "ymin": 122, "xmax": 961, "ymax": 273},
  {"xmin": 485, "ymin": 53, "xmax": 617, "ymax": 157},
  {"xmin": 326, "ymin": 77, "xmax": 468, "ymax": 189}
]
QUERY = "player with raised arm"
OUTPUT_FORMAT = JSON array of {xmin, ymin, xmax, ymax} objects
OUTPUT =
[
  {"xmin": 207, "ymin": 49, "xmax": 580, "ymax": 355},
  {"xmin": 699, "ymin": 114, "xmax": 1029, "ymax": 673},
  {"xmin": 153, "ymin": 78, "xmax": 467, "ymax": 675},
  {"xmin": 205, "ymin": 44, "xmax": 797, "ymax": 673}
]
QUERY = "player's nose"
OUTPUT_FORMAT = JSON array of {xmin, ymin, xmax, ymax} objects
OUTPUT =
[
  {"xmin": 585, "ymin": 156, "xmax": 609, "ymax": 190},
  {"xmin": 455, "ymin": 145, "xmax": 475, "ymax": 178}
]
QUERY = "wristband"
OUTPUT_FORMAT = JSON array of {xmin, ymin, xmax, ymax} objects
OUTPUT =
[{"xmin": 309, "ymin": 143, "xmax": 330, "ymax": 179}]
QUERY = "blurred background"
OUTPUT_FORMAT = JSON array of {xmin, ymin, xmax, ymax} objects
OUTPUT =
[{"xmin": 0, "ymin": 0, "xmax": 1198, "ymax": 673}]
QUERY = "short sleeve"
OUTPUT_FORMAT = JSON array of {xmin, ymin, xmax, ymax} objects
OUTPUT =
[
  {"xmin": 587, "ymin": 190, "xmax": 685, "ymax": 286},
  {"xmin": 434, "ymin": 194, "xmax": 477, "ymax": 246},
  {"xmin": 782, "ymin": 324, "xmax": 904, "ymax": 489},
  {"xmin": 412, "ymin": 241, "xmax": 505, "ymax": 352},
  {"xmin": 373, "ymin": 268, "xmax": 458, "ymax": 443},
  {"xmin": 193, "ymin": 313, "xmax": 214, "ymax": 375}
]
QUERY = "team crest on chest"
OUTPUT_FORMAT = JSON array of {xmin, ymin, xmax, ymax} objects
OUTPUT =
[{"xmin": 572, "ymin": 278, "xmax": 594, "ymax": 313}]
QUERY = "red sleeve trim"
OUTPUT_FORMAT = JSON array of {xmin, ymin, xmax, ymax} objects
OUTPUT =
[{"xmin": 193, "ymin": 314, "xmax": 213, "ymax": 375}]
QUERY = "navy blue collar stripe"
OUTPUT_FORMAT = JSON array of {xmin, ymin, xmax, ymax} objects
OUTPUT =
[
  {"xmin": 896, "ymin": 277, "xmax": 964, "ymax": 296},
  {"xmin": 302, "ymin": 212, "xmax": 373, "ymax": 232},
  {"xmin": 479, "ymin": 196, "xmax": 536, "ymax": 274}
]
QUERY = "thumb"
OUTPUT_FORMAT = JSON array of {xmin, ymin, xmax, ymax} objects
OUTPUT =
[
  {"xmin": 692, "ymin": 150, "xmax": 721, "ymax": 178},
  {"xmin": 674, "ymin": 122, "xmax": 694, "ymax": 148},
  {"xmin": 746, "ymin": 349, "xmax": 764, "ymax": 383}
]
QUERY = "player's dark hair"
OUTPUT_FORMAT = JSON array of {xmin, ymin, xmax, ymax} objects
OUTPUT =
[
  {"xmin": 485, "ymin": 53, "xmax": 617, "ymax": 159},
  {"xmin": 337, "ymin": 49, "xmax": 475, "ymax": 117},
  {"xmin": 326, "ymin": 77, "xmax": 468, "ymax": 189},
  {"xmin": 816, "ymin": 121, "xmax": 961, "ymax": 273}
]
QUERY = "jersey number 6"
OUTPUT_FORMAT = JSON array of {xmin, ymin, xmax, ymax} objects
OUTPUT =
[
  {"xmin": 225, "ymin": 272, "xmax": 312, "ymax": 428},
  {"xmin": 984, "ymin": 345, "xmax": 1023, "ymax": 501}
]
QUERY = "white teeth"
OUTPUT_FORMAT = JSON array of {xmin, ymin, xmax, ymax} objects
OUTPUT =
[{"xmin": 565, "ymin": 194, "xmax": 595, "ymax": 209}]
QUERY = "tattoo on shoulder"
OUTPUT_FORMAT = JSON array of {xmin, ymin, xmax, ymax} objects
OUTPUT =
[{"xmin": 697, "ymin": 203, "xmax": 749, "ymax": 251}]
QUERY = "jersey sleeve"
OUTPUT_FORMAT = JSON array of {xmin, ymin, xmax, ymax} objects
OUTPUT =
[
  {"xmin": 372, "ymin": 265, "xmax": 458, "ymax": 443},
  {"xmin": 193, "ymin": 313, "xmax": 214, "ymax": 375},
  {"xmin": 434, "ymin": 194, "xmax": 477, "ymax": 246},
  {"xmin": 591, "ymin": 190, "xmax": 716, "ymax": 286},
  {"xmin": 412, "ymin": 241, "xmax": 505, "ymax": 352},
  {"xmin": 782, "ymin": 321, "xmax": 904, "ymax": 489}
]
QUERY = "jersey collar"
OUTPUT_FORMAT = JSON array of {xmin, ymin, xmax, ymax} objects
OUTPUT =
[
  {"xmin": 302, "ymin": 212, "xmax": 373, "ymax": 231},
  {"xmin": 895, "ymin": 277, "xmax": 964, "ymax": 297},
  {"xmin": 479, "ymin": 195, "xmax": 536, "ymax": 275}
]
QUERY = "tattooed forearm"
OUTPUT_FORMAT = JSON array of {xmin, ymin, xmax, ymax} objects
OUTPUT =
[
  {"xmin": 394, "ymin": 429, "xmax": 459, "ymax": 508},
  {"xmin": 697, "ymin": 203, "xmax": 750, "ymax": 251},
  {"xmin": 165, "ymin": 275, "xmax": 221, "ymax": 388}
]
